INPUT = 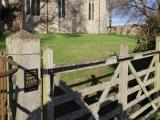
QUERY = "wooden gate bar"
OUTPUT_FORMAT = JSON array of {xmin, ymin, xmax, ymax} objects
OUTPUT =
[{"xmin": 128, "ymin": 61, "xmax": 157, "ymax": 110}]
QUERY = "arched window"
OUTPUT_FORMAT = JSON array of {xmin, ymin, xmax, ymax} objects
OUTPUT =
[
  {"xmin": 92, "ymin": 2, "xmax": 94, "ymax": 20},
  {"xmin": 89, "ymin": 3, "xmax": 91, "ymax": 20},
  {"xmin": 58, "ymin": 0, "xmax": 65, "ymax": 18},
  {"xmin": 88, "ymin": 1, "xmax": 94, "ymax": 20},
  {"xmin": 26, "ymin": 0, "xmax": 40, "ymax": 16}
]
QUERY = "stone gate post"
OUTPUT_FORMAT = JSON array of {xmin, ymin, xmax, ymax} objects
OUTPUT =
[{"xmin": 6, "ymin": 30, "xmax": 41, "ymax": 120}]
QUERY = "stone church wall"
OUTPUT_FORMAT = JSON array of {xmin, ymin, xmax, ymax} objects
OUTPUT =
[{"xmin": 24, "ymin": 0, "xmax": 107, "ymax": 34}]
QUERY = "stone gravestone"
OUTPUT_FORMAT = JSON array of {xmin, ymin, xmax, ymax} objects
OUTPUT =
[{"xmin": 6, "ymin": 30, "xmax": 41, "ymax": 120}]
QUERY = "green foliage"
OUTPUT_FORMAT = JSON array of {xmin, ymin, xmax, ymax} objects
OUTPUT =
[{"xmin": 135, "ymin": 13, "xmax": 160, "ymax": 52}]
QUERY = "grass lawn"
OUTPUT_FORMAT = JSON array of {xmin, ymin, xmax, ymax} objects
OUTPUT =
[
  {"xmin": 40, "ymin": 33, "xmax": 137, "ymax": 89},
  {"xmin": 0, "ymin": 33, "xmax": 137, "ymax": 89},
  {"xmin": 41, "ymin": 33, "xmax": 137, "ymax": 64}
]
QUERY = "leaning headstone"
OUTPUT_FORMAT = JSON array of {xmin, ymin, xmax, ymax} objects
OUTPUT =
[{"xmin": 6, "ymin": 30, "xmax": 41, "ymax": 120}]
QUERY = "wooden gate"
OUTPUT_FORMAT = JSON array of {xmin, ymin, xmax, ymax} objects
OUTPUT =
[
  {"xmin": 0, "ymin": 53, "xmax": 19, "ymax": 120},
  {"xmin": 42, "ymin": 37, "xmax": 160, "ymax": 120},
  {"xmin": 0, "ymin": 52, "xmax": 7, "ymax": 120}
]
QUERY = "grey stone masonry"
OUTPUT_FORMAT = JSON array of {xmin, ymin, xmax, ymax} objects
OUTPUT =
[
  {"xmin": 6, "ymin": 30, "xmax": 41, "ymax": 120},
  {"xmin": 24, "ymin": 0, "xmax": 108, "ymax": 33}
]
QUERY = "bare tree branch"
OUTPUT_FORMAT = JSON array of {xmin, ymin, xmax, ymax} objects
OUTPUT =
[{"xmin": 111, "ymin": 0, "xmax": 159, "ymax": 23}]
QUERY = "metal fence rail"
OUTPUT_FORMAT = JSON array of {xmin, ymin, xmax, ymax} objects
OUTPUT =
[{"xmin": 43, "ymin": 49, "xmax": 160, "ymax": 74}]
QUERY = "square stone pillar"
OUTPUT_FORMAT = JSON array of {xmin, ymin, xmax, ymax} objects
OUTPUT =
[{"xmin": 6, "ymin": 30, "xmax": 41, "ymax": 120}]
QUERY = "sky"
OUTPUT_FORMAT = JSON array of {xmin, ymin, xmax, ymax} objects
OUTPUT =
[
  {"xmin": 112, "ymin": 11, "xmax": 138, "ymax": 26},
  {"xmin": 111, "ymin": 6, "xmax": 137, "ymax": 26},
  {"xmin": 111, "ymin": 0, "xmax": 156, "ymax": 26},
  {"xmin": 112, "ymin": 14, "xmax": 132, "ymax": 26}
]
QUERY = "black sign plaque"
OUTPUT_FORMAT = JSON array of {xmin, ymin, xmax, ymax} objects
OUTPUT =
[{"xmin": 24, "ymin": 69, "xmax": 39, "ymax": 93}]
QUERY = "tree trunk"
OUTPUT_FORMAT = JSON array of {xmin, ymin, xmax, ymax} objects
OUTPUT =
[
  {"xmin": 0, "ymin": 0, "xmax": 2, "ymax": 21},
  {"xmin": 157, "ymin": 0, "xmax": 160, "ymax": 11},
  {"xmin": 109, "ymin": 0, "xmax": 112, "ymax": 31}
]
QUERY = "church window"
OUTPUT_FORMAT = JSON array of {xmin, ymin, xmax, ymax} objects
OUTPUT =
[
  {"xmin": 88, "ymin": 1, "xmax": 94, "ymax": 20},
  {"xmin": 89, "ymin": 3, "xmax": 91, "ymax": 20},
  {"xmin": 58, "ymin": 0, "xmax": 65, "ymax": 18},
  {"xmin": 92, "ymin": 2, "xmax": 94, "ymax": 20},
  {"xmin": 26, "ymin": 0, "xmax": 40, "ymax": 16}
]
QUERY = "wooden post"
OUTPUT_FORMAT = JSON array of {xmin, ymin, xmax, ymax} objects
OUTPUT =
[
  {"xmin": 6, "ymin": 30, "xmax": 41, "ymax": 120},
  {"xmin": 119, "ymin": 43, "xmax": 128, "ymax": 120},
  {"xmin": 155, "ymin": 36, "xmax": 160, "ymax": 104},
  {"xmin": 42, "ymin": 47, "xmax": 54, "ymax": 120},
  {"xmin": 0, "ymin": 52, "xmax": 7, "ymax": 120},
  {"xmin": 7, "ymin": 56, "xmax": 13, "ymax": 120}
]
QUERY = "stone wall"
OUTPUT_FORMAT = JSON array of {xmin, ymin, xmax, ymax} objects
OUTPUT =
[
  {"xmin": 108, "ymin": 25, "xmax": 140, "ymax": 36},
  {"xmin": 24, "ymin": 0, "xmax": 107, "ymax": 34}
]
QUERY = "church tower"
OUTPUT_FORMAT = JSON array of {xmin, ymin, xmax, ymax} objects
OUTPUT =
[{"xmin": 83, "ymin": 0, "xmax": 107, "ymax": 33}]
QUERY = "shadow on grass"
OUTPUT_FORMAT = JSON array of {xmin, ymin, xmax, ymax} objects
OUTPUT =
[{"xmin": 68, "ymin": 72, "xmax": 113, "ymax": 89}]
